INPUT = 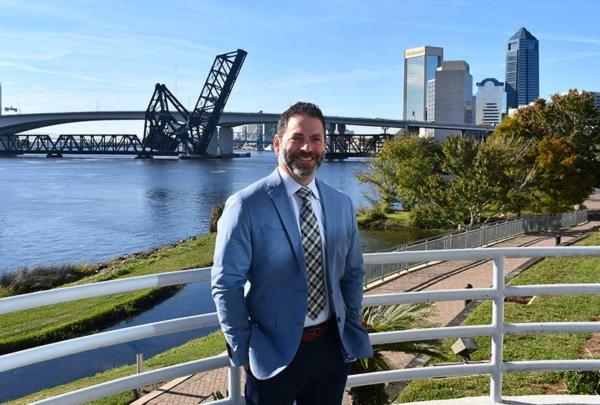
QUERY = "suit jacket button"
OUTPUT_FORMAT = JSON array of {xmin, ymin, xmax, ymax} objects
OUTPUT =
[{"xmin": 337, "ymin": 316, "xmax": 341, "ymax": 322}]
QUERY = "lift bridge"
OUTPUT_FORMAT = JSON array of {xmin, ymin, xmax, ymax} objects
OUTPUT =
[
  {"xmin": 0, "ymin": 49, "xmax": 248, "ymax": 159},
  {"xmin": 142, "ymin": 49, "xmax": 247, "ymax": 156},
  {"xmin": 0, "ymin": 47, "xmax": 395, "ymax": 159}
]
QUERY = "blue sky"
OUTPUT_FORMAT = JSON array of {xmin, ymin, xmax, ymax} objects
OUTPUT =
[{"xmin": 1, "ymin": 0, "xmax": 599, "ymax": 134}]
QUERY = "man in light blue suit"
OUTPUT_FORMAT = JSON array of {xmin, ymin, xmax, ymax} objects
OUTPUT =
[{"xmin": 212, "ymin": 102, "xmax": 372, "ymax": 404}]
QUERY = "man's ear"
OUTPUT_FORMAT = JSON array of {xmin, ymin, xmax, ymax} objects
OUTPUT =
[{"xmin": 273, "ymin": 135, "xmax": 281, "ymax": 154}]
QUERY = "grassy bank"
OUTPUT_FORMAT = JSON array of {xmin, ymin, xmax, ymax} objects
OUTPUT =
[
  {"xmin": 357, "ymin": 209, "xmax": 413, "ymax": 229},
  {"xmin": 6, "ymin": 330, "xmax": 226, "ymax": 405},
  {"xmin": 0, "ymin": 233, "xmax": 216, "ymax": 354},
  {"xmin": 396, "ymin": 232, "xmax": 600, "ymax": 403}
]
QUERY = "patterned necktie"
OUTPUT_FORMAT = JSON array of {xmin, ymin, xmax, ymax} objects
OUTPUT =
[{"xmin": 296, "ymin": 187, "xmax": 326, "ymax": 319}]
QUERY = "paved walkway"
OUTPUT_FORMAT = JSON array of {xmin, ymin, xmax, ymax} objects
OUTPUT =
[{"xmin": 134, "ymin": 212, "xmax": 600, "ymax": 405}]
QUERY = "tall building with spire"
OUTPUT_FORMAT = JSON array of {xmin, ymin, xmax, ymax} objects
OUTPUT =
[
  {"xmin": 505, "ymin": 27, "xmax": 539, "ymax": 109},
  {"xmin": 403, "ymin": 46, "xmax": 443, "ymax": 121}
]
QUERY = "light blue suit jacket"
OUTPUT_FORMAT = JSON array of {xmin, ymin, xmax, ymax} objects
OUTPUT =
[{"xmin": 211, "ymin": 169, "xmax": 373, "ymax": 379}]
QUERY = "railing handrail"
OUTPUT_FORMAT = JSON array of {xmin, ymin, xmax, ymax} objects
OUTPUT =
[
  {"xmin": 364, "ymin": 209, "xmax": 588, "ymax": 284},
  {"xmin": 2, "ymin": 246, "xmax": 600, "ymax": 404},
  {"xmin": 0, "ymin": 267, "xmax": 212, "ymax": 315},
  {"xmin": 3, "ymin": 246, "xmax": 598, "ymax": 315},
  {"xmin": 378, "ymin": 209, "xmax": 587, "ymax": 253}
]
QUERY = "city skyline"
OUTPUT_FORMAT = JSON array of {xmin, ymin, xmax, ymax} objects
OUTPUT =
[{"xmin": 1, "ymin": 0, "xmax": 600, "ymax": 134}]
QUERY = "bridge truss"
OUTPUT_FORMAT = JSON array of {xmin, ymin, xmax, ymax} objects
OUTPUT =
[
  {"xmin": 142, "ymin": 84, "xmax": 189, "ymax": 154},
  {"xmin": 326, "ymin": 133, "xmax": 392, "ymax": 158},
  {"xmin": 141, "ymin": 49, "xmax": 247, "ymax": 156},
  {"xmin": 0, "ymin": 134, "xmax": 152, "ymax": 156},
  {"xmin": 1, "ymin": 133, "xmax": 393, "ymax": 158},
  {"xmin": 189, "ymin": 49, "xmax": 247, "ymax": 155},
  {"xmin": 230, "ymin": 133, "xmax": 394, "ymax": 158}
]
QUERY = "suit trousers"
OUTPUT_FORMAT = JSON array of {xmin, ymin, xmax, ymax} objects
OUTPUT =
[{"xmin": 244, "ymin": 328, "xmax": 350, "ymax": 405}]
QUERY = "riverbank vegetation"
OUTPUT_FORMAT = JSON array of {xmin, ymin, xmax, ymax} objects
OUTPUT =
[
  {"xmin": 357, "ymin": 209, "xmax": 412, "ymax": 229},
  {"xmin": 0, "ymin": 233, "xmax": 216, "ymax": 354},
  {"xmin": 359, "ymin": 90, "xmax": 600, "ymax": 229},
  {"xmin": 0, "ymin": 263, "xmax": 100, "ymax": 297},
  {"xmin": 396, "ymin": 232, "xmax": 600, "ymax": 402}
]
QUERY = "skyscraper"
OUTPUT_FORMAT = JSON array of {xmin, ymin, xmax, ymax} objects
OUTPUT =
[
  {"xmin": 505, "ymin": 27, "xmax": 539, "ymax": 109},
  {"xmin": 428, "ymin": 61, "xmax": 473, "ymax": 140},
  {"xmin": 403, "ymin": 46, "xmax": 443, "ymax": 121},
  {"xmin": 475, "ymin": 78, "xmax": 506, "ymax": 126}
]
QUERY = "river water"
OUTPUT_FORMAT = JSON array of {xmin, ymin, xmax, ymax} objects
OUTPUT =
[{"xmin": 0, "ymin": 152, "xmax": 433, "ymax": 401}]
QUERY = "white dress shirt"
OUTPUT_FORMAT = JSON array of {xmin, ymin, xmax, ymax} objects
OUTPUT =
[{"xmin": 277, "ymin": 167, "xmax": 330, "ymax": 327}]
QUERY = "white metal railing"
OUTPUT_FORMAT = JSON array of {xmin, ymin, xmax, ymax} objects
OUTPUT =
[
  {"xmin": 1, "ymin": 247, "xmax": 600, "ymax": 404},
  {"xmin": 365, "ymin": 209, "xmax": 588, "ymax": 284}
]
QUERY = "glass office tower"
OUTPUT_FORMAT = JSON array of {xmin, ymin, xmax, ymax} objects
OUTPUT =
[
  {"xmin": 505, "ymin": 27, "xmax": 539, "ymax": 109},
  {"xmin": 403, "ymin": 46, "xmax": 443, "ymax": 121}
]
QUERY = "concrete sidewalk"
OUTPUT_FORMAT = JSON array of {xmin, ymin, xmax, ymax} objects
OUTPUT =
[{"xmin": 134, "ymin": 217, "xmax": 600, "ymax": 405}]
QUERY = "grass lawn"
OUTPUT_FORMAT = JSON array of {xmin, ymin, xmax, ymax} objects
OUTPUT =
[
  {"xmin": 0, "ymin": 233, "xmax": 216, "ymax": 354},
  {"xmin": 6, "ymin": 330, "xmax": 226, "ymax": 405},
  {"xmin": 396, "ymin": 232, "xmax": 600, "ymax": 403}
]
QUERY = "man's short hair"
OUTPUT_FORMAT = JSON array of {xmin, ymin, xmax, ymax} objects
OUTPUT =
[{"xmin": 276, "ymin": 102, "xmax": 326, "ymax": 137}]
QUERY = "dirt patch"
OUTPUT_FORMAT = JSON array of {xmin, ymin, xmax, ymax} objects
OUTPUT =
[
  {"xmin": 581, "ymin": 321, "xmax": 600, "ymax": 359},
  {"xmin": 504, "ymin": 296, "xmax": 535, "ymax": 305},
  {"xmin": 541, "ymin": 380, "xmax": 567, "ymax": 395}
]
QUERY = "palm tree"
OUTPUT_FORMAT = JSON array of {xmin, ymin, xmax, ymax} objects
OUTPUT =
[{"xmin": 348, "ymin": 303, "xmax": 446, "ymax": 405}]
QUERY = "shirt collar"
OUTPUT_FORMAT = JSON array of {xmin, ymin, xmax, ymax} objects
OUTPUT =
[{"xmin": 277, "ymin": 166, "xmax": 320, "ymax": 200}]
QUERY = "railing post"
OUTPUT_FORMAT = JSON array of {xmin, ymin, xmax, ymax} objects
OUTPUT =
[
  {"xmin": 228, "ymin": 365, "xmax": 243, "ymax": 404},
  {"xmin": 490, "ymin": 256, "xmax": 505, "ymax": 404}
]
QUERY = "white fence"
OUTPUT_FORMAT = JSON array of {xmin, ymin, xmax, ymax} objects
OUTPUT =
[
  {"xmin": 364, "ymin": 210, "xmax": 588, "ymax": 284},
  {"xmin": 1, "ymin": 247, "xmax": 600, "ymax": 404}
]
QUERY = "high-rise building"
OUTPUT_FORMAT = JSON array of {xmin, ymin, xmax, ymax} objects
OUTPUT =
[
  {"xmin": 403, "ymin": 46, "xmax": 443, "ymax": 121},
  {"xmin": 429, "ymin": 60, "xmax": 473, "ymax": 140},
  {"xmin": 475, "ymin": 78, "xmax": 506, "ymax": 126},
  {"xmin": 591, "ymin": 92, "xmax": 600, "ymax": 109},
  {"xmin": 505, "ymin": 27, "xmax": 539, "ymax": 109}
]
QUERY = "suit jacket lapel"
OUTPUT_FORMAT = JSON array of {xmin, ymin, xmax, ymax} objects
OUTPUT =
[
  {"xmin": 266, "ymin": 170, "xmax": 304, "ymax": 266},
  {"xmin": 316, "ymin": 179, "xmax": 336, "ymax": 281}
]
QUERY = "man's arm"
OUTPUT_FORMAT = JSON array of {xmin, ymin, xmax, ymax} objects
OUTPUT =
[
  {"xmin": 339, "ymin": 200, "xmax": 365, "ymax": 324},
  {"xmin": 211, "ymin": 195, "xmax": 252, "ymax": 366}
]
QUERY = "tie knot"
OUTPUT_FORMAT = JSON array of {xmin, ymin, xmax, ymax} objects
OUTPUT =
[{"xmin": 296, "ymin": 187, "xmax": 313, "ymax": 201}]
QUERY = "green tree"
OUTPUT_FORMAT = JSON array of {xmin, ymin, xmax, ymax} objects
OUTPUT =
[
  {"xmin": 494, "ymin": 90, "xmax": 600, "ymax": 211},
  {"xmin": 359, "ymin": 133, "xmax": 533, "ymax": 229},
  {"xmin": 358, "ymin": 134, "xmax": 440, "ymax": 212},
  {"xmin": 411, "ymin": 135, "xmax": 532, "ymax": 228}
]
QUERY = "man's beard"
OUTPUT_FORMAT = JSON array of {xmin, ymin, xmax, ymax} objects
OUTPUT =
[{"xmin": 282, "ymin": 149, "xmax": 325, "ymax": 179}]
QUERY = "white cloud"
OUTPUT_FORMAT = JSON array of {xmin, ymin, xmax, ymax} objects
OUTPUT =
[
  {"xmin": 0, "ymin": 62, "xmax": 135, "ymax": 85},
  {"xmin": 271, "ymin": 66, "xmax": 400, "ymax": 88},
  {"xmin": 543, "ymin": 51, "xmax": 600, "ymax": 63},
  {"xmin": 2, "ymin": 50, "xmax": 72, "ymax": 61},
  {"xmin": 539, "ymin": 33, "xmax": 600, "ymax": 46}
]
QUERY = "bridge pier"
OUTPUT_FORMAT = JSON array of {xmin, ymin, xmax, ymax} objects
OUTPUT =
[
  {"xmin": 218, "ymin": 127, "xmax": 234, "ymax": 157},
  {"xmin": 205, "ymin": 129, "xmax": 219, "ymax": 156},
  {"xmin": 135, "ymin": 151, "xmax": 153, "ymax": 159}
]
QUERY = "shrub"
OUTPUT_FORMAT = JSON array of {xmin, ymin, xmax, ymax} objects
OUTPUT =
[
  {"xmin": 357, "ymin": 208, "xmax": 387, "ymax": 228},
  {"xmin": 210, "ymin": 203, "xmax": 225, "ymax": 233},
  {"xmin": 0, "ymin": 264, "xmax": 96, "ymax": 294},
  {"xmin": 565, "ymin": 370, "xmax": 600, "ymax": 395}
]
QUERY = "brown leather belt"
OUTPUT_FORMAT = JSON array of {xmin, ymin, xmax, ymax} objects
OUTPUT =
[{"xmin": 301, "ymin": 318, "xmax": 335, "ymax": 342}]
